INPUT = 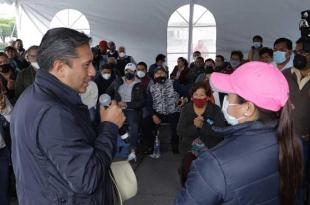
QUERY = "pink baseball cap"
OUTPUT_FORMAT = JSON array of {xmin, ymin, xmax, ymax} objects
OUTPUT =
[{"xmin": 210, "ymin": 62, "xmax": 289, "ymax": 111}]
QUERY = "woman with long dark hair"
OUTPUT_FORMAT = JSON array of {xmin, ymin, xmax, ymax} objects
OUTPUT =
[
  {"xmin": 175, "ymin": 62, "xmax": 303, "ymax": 205},
  {"xmin": 170, "ymin": 57, "xmax": 189, "ymax": 85}
]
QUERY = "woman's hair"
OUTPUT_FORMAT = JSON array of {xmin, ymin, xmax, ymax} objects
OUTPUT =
[
  {"xmin": 237, "ymin": 96, "xmax": 303, "ymax": 205},
  {"xmin": 190, "ymin": 81, "xmax": 212, "ymax": 97},
  {"xmin": 178, "ymin": 57, "xmax": 188, "ymax": 68}
]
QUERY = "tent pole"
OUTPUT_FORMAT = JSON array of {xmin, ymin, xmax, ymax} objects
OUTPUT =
[{"xmin": 188, "ymin": 0, "xmax": 194, "ymax": 62}]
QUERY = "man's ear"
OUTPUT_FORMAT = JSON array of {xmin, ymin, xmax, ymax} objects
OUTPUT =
[{"xmin": 51, "ymin": 60, "xmax": 66, "ymax": 79}]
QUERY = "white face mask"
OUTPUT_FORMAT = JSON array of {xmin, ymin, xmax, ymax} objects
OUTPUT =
[
  {"xmin": 253, "ymin": 42, "xmax": 262, "ymax": 49},
  {"xmin": 230, "ymin": 60, "xmax": 240, "ymax": 69},
  {"xmin": 136, "ymin": 71, "xmax": 146, "ymax": 78},
  {"xmin": 31, "ymin": 62, "xmax": 40, "ymax": 70},
  {"xmin": 102, "ymin": 73, "xmax": 111, "ymax": 80},
  {"xmin": 222, "ymin": 96, "xmax": 245, "ymax": 125},
  {"xmin": 119, "ymin": 52, "xmax": 126, "ymax": 58}
]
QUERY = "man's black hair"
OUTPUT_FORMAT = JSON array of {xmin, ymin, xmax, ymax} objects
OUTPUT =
[
  {"xmin": 259, "ymin": 47, "xmax": 273, "ymax": 57},
  {"xmin": 230, "ymin": 50, "xmax": 244, "ymax": 61},
  {"xmin": 216, "ymin": 55, "xmax": 224, "ymax": 62},
  {"xmin": 253, "ymin": 35, "xmax": 263, "ymax": 42},
  {"xmin": 37, "ymin": 27, "xmax": 91, "ymax": 71},
  {"xmin": 274, "ymin": 38, "xmax": 293, "ymax": 50},
  {"xmin": 137, "ymin": 61, "xmax": 147, "ymax": 69},
  {"xmin": 155, "ymin": 54, "xmax": 166, "ymax": 63}
]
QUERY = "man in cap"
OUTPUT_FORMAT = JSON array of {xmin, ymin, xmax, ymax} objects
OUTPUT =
[{"xmin": 106, "ymin": 63, "xmax": 145, "ymax": 161}]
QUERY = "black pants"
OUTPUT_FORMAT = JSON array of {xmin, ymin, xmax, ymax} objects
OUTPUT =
[
  {"xmin": 141, "ymin": 113, "xmax": 180, "ymax": 151},
  {"xmin": 0, "ymin": 147, "xmax": 9, "ymax": 205}
]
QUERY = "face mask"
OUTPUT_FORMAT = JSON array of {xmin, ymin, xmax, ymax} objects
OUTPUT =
[
  {"xmin": 253, "ymin": 42, "xmax": 262, "ymax": 49},
  {"xmin": 273, "ymin": 51, "xmax": 287, "ymax": 64},
  {"xmin": 230, "ymin": 60, "xmax": 240, "ymax": 68},
  {"xmin": 31, "ymin": 62, "xmax": 40, "ymax": 70},
  {"xmin": 293, "ymin": 54, "xmax": 308, "ymax": 70},
  {"xmin": 136, "ymin": 71, "xmax": 146, "ymax": 78},
  {"xmin": 222, "ymin": 96, "xmax": 245, "ymax": 125},
  {"xmin": 154, "ymin": 76, "xmax": 166, "ymax": 84},
  {"xmin": 119, "ymin": 52, "xmax": 126, "ymax": 58},
  {"xmin": 0, "ymin": 64, "xmax": 11, "ymax": 73},
  {"xmin": 192, "ymin": 97, "xmax": 208, "ymax": 108},
  {"xmin": 125, "ymin": 72, "xmax": 135, "ymax": 80},
  {"xmin": 205, "ymin": 65, "xmax": 214, "ymax": 70},
  {"xmin": 102, "ymin": 73, "xmax": 111, "ymax": 80},
  {"xmin": 109, "ymin": 46, "xmax": 116, "ymax": 52}
]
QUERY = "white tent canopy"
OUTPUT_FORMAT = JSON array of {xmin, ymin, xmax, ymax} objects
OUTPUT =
[{"xmin": 6, "ymin": 0, "xmax": 309, "ymax": 66}]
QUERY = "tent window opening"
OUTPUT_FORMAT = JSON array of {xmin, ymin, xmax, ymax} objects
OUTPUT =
[
  {"xmin": 50, "ymin": 9, "xmax": 90, "ymax": 35},
  {"xmin": 167, "ymin": 4, "xmax": 216, "ymax": 70}
]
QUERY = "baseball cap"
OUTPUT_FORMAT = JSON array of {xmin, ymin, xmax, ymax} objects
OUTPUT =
[
  {"xmin": 210, "ymin": 61, "xmax": 289, "ymax": 111},
  {"xmin": 125, "ymin": 63, "xmax": 136, "ymax": 72}
]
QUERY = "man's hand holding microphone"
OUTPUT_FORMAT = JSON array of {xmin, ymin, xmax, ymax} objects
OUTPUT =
[{"xmin": 99, "ymin": 94, "xmax": 126, "ymax": 128}]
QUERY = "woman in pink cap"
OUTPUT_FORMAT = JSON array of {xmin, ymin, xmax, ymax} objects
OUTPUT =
[{"xmin": 175, "ymin": 62, "xmax": 303, "ymax": 205}]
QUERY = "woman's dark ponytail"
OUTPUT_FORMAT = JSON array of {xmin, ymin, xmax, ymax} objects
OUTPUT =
[{"xmin": 277, "ymin": 99, "xmax": 304, "ymax": 205}]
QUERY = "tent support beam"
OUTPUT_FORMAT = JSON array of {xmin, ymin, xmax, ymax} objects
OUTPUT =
[{"xmin": 187, "ymin": 0, "xmax": 195, "ymax": 62}]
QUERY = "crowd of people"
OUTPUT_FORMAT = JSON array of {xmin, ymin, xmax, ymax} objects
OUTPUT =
[{"xmin": 0, "ymin": 28, "xmax": 309, "ymax": 205}]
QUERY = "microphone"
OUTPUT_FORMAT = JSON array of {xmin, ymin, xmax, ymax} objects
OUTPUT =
[
  {"xmin": 99, "ymin": 93, "xmax": 111, "ymax": 108},
  {"xmin": 99, "ymin": 93, "xmax": 129, "ymax": 142}
]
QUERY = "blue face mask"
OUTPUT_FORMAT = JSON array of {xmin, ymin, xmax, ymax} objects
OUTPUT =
[
  {"xmin": 273, "ymin": 51, "xmax": 287, "ymax": 64},
  {"xmin": 253, "ymin": 42, "xmax": 262, "ymax": 49}
]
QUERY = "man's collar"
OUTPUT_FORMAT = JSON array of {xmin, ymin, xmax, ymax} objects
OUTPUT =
[
  {"xmin": 291, "ymin": 67, "xmax": 310, "ymax": 90},
  {"xmin": 35, "ymin": 70, "xmax": 82, "ymax": 106}
]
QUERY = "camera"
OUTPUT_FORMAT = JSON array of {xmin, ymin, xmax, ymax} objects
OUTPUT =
[{"xmin": 300, "ymin": 10, "xmax": 310, "ymax": 52}]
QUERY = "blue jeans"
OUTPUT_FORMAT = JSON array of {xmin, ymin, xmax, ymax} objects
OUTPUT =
[
  {"xmin": 0, "ymin": 147, "xmax": 10, "ymax": 205},
  {"xmin": 124, "ymin": 109, "xmax": 140, "ymax": 151}
]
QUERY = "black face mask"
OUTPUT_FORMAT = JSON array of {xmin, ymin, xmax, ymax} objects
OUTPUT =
[
  {"xmin": 125, "ymin": 72, "xmax": 135, "ymax": 80},
  {"xmin": 0, "ymin": 64, "xmax": 11, "ymax": 73},
  {"xmin": 154, "ymin": 76, "xmax": 167, "ymax": 84},
  {"xmin": 109, "ymin": 46, "xmax": 116, "ymax": 52},
  {"xmin": 293, "ymin": 54, "xmax": 308, "ymax": 70}
]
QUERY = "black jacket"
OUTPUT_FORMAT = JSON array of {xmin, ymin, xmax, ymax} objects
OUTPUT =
[
  {"xmin": 176, "ymin": 121, "xmax": 280, "ymax": 205},
  {"xmin": 177, "ymin": 102, "xmax": 226, "ymax": 155},
  {"xmin": 10, "ymin": 70, "xmax": 119, "ymax": 205},
  {"xmin": 94, "ymin": 73, "xmax": 115, "ymax": 96}
]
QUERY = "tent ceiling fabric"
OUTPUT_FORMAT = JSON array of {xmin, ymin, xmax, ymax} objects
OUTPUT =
[
  {"xmin": 0, "ymin": 0, "xmax": 14, "ymax": 4},
  {"xmin": 14, "ymin": 0, "xmax": 308, "ymax": 65}
]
